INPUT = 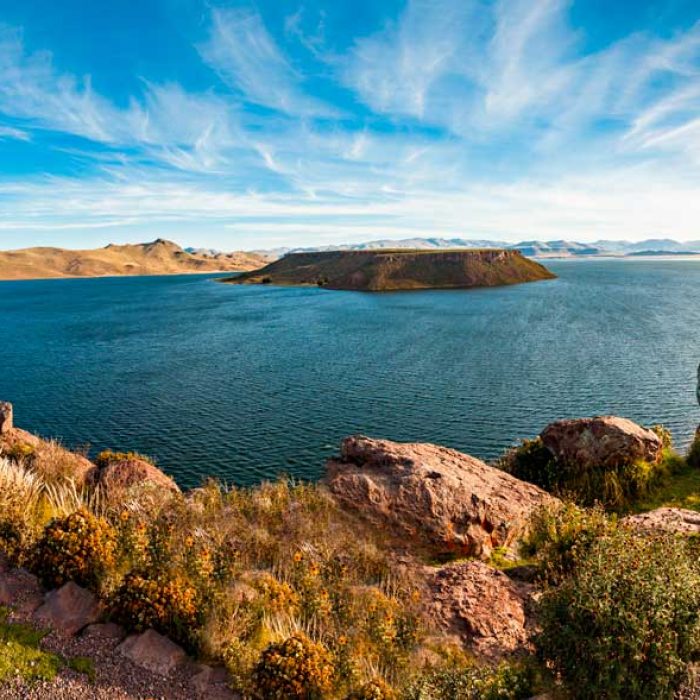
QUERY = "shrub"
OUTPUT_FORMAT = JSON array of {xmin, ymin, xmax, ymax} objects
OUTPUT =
[
  {"xmin": 346, "ymin": 678, "xmax": 395, "ymax": 699},
  {"xmin": 403, "ymin": 660, "xmax": 537, "ymax": 700},
  {"xmin": 498, "ymin": 438, "xmax": 558, "ymax": 491},
  {"xmin": 536, "ymin": 529, "xmax": 700, "ymax": 699},
  {"xmin": 31, "ymin": 508, "xmax": 116, "ymax": 590},
  {"xmin": 523, "ymin": 503, "xmax": 613, "ymax": 583},
  {"xmin": 110, "ymin": 572, "xmax": 200, "ymax": 651},
  {"xmin": 688, "ymin": 430, "xmax": 700, "ymax": 469},
  {"xmin": 252, "ymin": 633, "xmax": 334, "ymax": 699},
  {"xmin": 502, "ymin": 436, "xmax": 682, "ymax": 510}
]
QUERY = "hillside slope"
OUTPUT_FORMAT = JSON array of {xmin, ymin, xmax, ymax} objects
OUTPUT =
[
  {"xmin": 0, "ymin": 239, "xmax": 265, "ymax": 280},
  {"xmin": 224, "ymin": 248, "xmax": 556, "ymax": 291}
]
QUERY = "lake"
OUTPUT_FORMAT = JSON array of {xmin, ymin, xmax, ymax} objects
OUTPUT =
[{"xmin": 1, "ymin": 258, "xmax": 699, "ymax": 488}]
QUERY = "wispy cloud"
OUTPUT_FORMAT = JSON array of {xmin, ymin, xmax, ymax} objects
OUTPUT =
[
  {"xmin": 0, "ymin": 124, "xmax": 30, "ymax": 141},
  {"xmin": 200, "ymin": 8, "xmax": 334, "ymax": 118}
]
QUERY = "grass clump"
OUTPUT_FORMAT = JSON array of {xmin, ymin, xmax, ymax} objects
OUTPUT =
[
  {"xmin": 403, "ymin": 659, "xmax": 537, "ymax": 700},
  {"xmin": 95, "ymin": 450, "xmax": 155, "ymax": 468},
  {"xmin": 536, "ymin": 528, "xmax": 700, "ymax": 700},
  {"xmin": 66, "ymin": 656, "xmax": 96, "ymax": 682},
  {"xmin": 523, "ymin": 502, "xmax": 614, "ymax": 583},
  {"xmin": 0, "ymin": 607, "xmax": 62, "ymax": 683}
]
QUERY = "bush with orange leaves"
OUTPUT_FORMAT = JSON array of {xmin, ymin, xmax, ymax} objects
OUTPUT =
[
  {"xmin": 31, "ymin": 508, "xmax": 116, "ymax": 590},
  {"xmin": 252, "ymin": 632, "xmax": 334, "ymax": 699},
  {"xmin": 110, "ymin": 572, "xmax": 200, "ymax": 651}
]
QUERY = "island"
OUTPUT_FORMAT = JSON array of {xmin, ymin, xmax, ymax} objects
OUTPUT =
[
  {"xmin": 0, "ymin": 239, "xmax": 266, "ymax": 281},
  {"xmin": 222, "ymin": 248, "xmax": 556, "ymax": 291}
]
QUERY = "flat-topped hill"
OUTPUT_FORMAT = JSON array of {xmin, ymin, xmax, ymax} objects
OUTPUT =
[
  {"xmin": 224, "ymin": 248, "xmax": 556, "ymax": 291},
  {"xmin": 0, "ymin": 239, "xmax": 265, "ymax": 281}
]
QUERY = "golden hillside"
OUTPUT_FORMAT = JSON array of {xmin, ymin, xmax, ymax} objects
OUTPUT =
[{"xmin": 0, "ymin": 239, "xmax": 265, "ymax": 280}]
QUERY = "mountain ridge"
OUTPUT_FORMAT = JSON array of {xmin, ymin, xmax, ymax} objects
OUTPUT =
[{"xmin": 0, "ymin": 239, "xmax": 265, "ymax": 281}]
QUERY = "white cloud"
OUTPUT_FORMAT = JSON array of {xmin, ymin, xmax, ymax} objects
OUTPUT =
[{"xmin": 200, "ymin": 8, "xmax": 334, "ymax": 118}]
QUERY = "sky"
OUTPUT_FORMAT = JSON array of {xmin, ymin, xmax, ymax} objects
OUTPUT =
[{"xmin": 0, "ymin": 0, "xmax": 699, "ymax": 250}]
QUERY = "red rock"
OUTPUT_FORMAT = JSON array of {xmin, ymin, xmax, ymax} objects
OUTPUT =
[
  {"xmin": 540, "ymin": 416, "xmax": 663, "ymax": 470},
  {"xmin": 326, "ymin": 435, "xmax": 554, "ymax": 558},
  {"xmin": 190, "ymin": 665, "xmax": 238, "ymax": 699},
  {"xmin": 98, "ymin": 458, "xmax": 179, "ymax": 497},
  {"xmin": 0, "ymin": 567, "xmax": 44, "ymax": 615},
  {"xmin": 424, "ymin": 561, "xmax": 533, "ymax": 660},
  {"xmin": 118, "ymin": 629, "xmax": 187, "ymax": 676},
  {"xmin": 622, "ymin": 507, "xmax": 700, "ymax": 534},
  {"xmin": 33, "ymin": 581, "xmax": 102, "ymax": 636}
]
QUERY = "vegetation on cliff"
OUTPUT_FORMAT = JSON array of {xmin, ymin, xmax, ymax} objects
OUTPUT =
[
  {"xmin": 1, "ymin": 410, "xmax": 700, "ymax": 698},
  {"xmin": 224, "ymin": 248, "xmax": 556, "ymax": 291}
]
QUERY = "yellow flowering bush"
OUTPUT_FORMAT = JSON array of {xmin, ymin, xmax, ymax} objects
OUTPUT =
[
  {"xmin": 252, "ymin": 633, "xmax": 334, "ymax": 699},
  {"xmin": 347, "ymin": 679, "xmax": 396, "ymax": 700},
  {"xmin": 110, "ymin": 573, "xmax": 200, "ymax": 650},
  {"xmin": 31, "ymin": 508, "xmax": 116, "ymax": 590}
]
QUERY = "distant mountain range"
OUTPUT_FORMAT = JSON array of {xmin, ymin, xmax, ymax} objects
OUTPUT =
[{"xmin": 217, "ymin": 237, "xmax": 700, "ymax": 260}]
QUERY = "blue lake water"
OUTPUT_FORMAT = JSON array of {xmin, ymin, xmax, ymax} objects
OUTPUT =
[{"xmin": 1, "ymin": 258, "xmax": 699, "ymax": 488}]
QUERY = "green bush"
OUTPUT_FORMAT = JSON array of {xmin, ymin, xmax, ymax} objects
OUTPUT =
[
  {"xmin": 536, "ymin": 529, "xmax": 700, "ymax": 699},
  {"xmin": 31, "ymin": 508, "xmax": 116, "ymax": 590},
  {"xmin": 346, "ymin": 678, "xmax": 395, "ymax": 699},
  {"xmin": 95, "ymin": 449, "xmax": 154, "ymax": 468},
  {"xmin": 252, "ymin": 633, "xmax": 334, "ymax": 699},
  {"xmin": 502, "ymin": 436, "xmax": 683, "ymax": 510},
  {"xmin": 688, "ymin": 430, "xmax": 700, "ymax": 469},
  {"xmin": 523, "ymin": 502, "xmax": 613, "ymax": 583},
  {"xmin": 403, "ymin": 660, "xmax": 537, "ymax": 700}
]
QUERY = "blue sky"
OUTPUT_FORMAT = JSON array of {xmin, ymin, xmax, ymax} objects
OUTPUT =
[{"xmin": 0, "ymin": 0, "xmax": 699, "ymax": 250}]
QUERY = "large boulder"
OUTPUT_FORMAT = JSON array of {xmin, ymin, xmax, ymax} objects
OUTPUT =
[
  {"xmin": 97, "ymin": 457, "xmax": 179, "ymax": 498},
  {"xmin": 0, "ymin": 567, "xmax": 44, "ymax": 615},
  {"xmin": 325, "ymin": 435, "xmax": 554, "ymax": 558},
  {"xmin": 540, "ymin": 416, "xmax": 663, "ymax": 470},
  {"xmin": 424, "ymin": 561, "xmax": 533, "ymax": 660},
  {"xmin": 33, "ymin": 581, "xmax": 102, "ymax": 636},
  {"xmin": 622, "ymin": 507, "xmax": 700, "ymax": 535}
]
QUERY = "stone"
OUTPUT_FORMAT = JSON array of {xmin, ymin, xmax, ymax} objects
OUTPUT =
[
  {"xmin": 190, "ymin": 665, "xmax": 238, "ymax": 699},
  {"xmin": 0, "ymin": 402, "xmax": 12, "ymax": 434},
  {"xmin": 326, "ymin": 435, "xmax": 554, "ymax": 558},
  {"xmin": 424, "ymin": 560, "xmax": 533, "ymax": 660},
  {"xmin": 118, "ymin": 629, "xmax": 187, "ymax": 676},
  {"xmin": 622, "ymin": 507, "xmax": 700, "ymax": 535},
  {"xmin": 0, "ymin": 568, "xmax": 44, "ymax": 615},
  {"xmin": 98, "ymin": 458, "xmax": 180, "ymax": 498},
  {"xmin": 81, "ymin": 622, "xmax": 126, "ymax": 640},
  {"xmin": 540, "ymin": 416, "xmax": 663, "ymax": 470},
  {"xmin": 33, "ymin": 582, "xmax": 102, "ymax": 636}
]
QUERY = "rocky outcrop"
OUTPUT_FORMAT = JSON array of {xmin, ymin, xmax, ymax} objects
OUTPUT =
[
  {"xmin": 424, "ymin": 561, "xmax": 534, "ymax": 660},
  {"xmin": 326, "ymin": 435, "xmax": 554, "ymax": 558},
  {"xmin": 118, "ymin": 629, "xmax": 187, "ymax": 675},
  {"xmin": 97, "ymin": 457, "xmax": 179, "ymax": 497},
  {"xmin": 33, "ymin": 582, "xmax": 102, "ymax": 636},
  {"xmin": 540, "ymin": 416, "xmax": 663, "ymax": 469},
  {"xmin": 622, "ymin": 507, "xmax": 700, "ymax": 535}
]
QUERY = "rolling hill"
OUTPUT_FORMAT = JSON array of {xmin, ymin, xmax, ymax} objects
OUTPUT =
[{"xmin": 0, "ymin": 239, "xmax": 266, "ymax": 281}]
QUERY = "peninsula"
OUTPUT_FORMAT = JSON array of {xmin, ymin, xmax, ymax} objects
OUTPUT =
[
  {"xmin": 0, "ymin": 239, "xmax": 265, "ymax": 281},
  {"xmin": 223, "ymin": 248, "xmax": 556, "ymax": 291}
]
